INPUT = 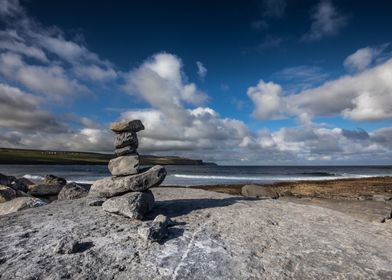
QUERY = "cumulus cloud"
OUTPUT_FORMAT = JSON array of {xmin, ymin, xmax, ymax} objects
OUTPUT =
[
  {"xmin": 303, "ymin": 0, "xmax": 347, "ymax": 41},
  {"xmin": 124, "ymin": 53, "xmax": 207, "ymax": 124},
  {"xmin": 196, "ymin": 61, "xmax": 207, "ymax": 79},
  {"xmin": 247, "ymin": 80, "xmax": 286, "ymax": 120},
  {"xmin": 248, "ymin": 58, "xmax": 392, "ymax": 121}
]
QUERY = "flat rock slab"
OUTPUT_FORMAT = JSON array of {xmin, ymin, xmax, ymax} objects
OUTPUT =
[
  {"xmin": 115, "ymin": 132, "xmax": 138, "ymax": 149},
  {"xmin": 89, "ymin": 165, "xmax": 166, "ymax": 198},
  {"xmin": 108, "ymin": 155, "xmax": 139, "ymax": 176},
  {"xmin": 0, "ymin": 197, "xmax": 46, "ymax": 216},
  {"xmin": 110, "ymin": 120, "xmax": 144, "ymax": 133},
  {"xmin": 102, "ymin": 191, "xmax": 154, "ymax": 219},
  {"xmin": 0, "ymin": 188, "xmax": 392, "ymax": 280}
]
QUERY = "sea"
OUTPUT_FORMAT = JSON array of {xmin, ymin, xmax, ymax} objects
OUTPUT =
[{"xmin": 1, "ymin": 164, "xmax": 392, "ymax": 186}]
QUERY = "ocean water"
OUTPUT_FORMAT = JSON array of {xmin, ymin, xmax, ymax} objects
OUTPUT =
[{"xmin": 1, "ymin": 164, "xmax": 392, "ymax": 186}]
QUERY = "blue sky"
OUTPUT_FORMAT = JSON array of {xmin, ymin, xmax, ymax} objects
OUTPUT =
[{"xmin": 0, "ymin": 0, "xmax": 392, "ymax": 164}]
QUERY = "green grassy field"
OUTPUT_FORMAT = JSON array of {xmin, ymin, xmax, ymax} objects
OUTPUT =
[{"xmin": 0, "ymin": 148, "xmax": 204, "ymax": 165}]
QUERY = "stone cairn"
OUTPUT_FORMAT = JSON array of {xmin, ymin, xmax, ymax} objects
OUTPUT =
[{"xmin": 88, "ymin": 120, "xmax": 167, "ymax": 220}]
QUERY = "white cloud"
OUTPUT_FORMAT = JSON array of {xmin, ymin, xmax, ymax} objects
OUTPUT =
[
  {"xmin": 124, "ymin": 53, "xmax": 207, "ymax": 125},
  {"xmin": 196, "ymin": 61, "xmax": 207, "ymax": 79},
  {"xmin": 0, "ymin": 52, "xmax": 89, "ymax": 100},
  {"xmin": 74, "ymin": 65, "xmax": 117, "ymax": 82},
  {"xmin": 247, "ymin": 80, "xmax": 286, "ymax": 120},
  {"xmin": 248, "ymin": 58, "xmax": 392, "ymax": 121},
  {"xmin": 303, "ymin": 0, "xmax": 347, "ymax": 41},
  {"xmin": 343, "ymin": 44, "xmax": 389, "ymax": 72}
]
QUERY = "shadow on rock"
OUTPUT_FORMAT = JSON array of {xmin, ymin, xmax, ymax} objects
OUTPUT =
[{"xmin": 149, "ymin": 197, "xmax": 251, "ymax": 218}]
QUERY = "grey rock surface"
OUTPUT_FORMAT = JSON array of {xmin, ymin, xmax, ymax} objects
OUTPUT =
[
  {"xmin": 110, "ymin": 119, "xmax": 145, "ymax": 133},
  {"xmin": 242, "ymin": 184, "xmax": 279, "ymax": 199},
  {"xmin": 0, "ymin": 188, "xmax": 392, "ymax": 280},
  {"xmin": 28, "ymin": 184, "xmax": 64, "ymax": 196},
  {"xmin": 57, "ymin": 182, "xmax": 88, "ymax": 200},
  {"xmin": 43, "ymin": 174, "xmax": 67, "ymax": 186},
  {"xmin": 53, "ymin": 235, "xmax": 84, "ymax": 254},
  {"xmin": 115, "ymin": 131, "xmax": 138, "ymax": 149},
  {"xmin": 89, "ymin": 165, "xmax": 167, "ymax": 198},
  {"xmin": 115, "ymin": 146, "xmax": 137, "ymax": 156},
  {"xmin": 108, "ymin": 155, "xmax": 139, "ymax": 176},
  {"xmin": 102, "ymin": 191, "xmax": 154, "ymax": 219},
  {"xmin": 0, "ymin": 185, "xmax": 16, "ymax": 203},
  {"xmin": 138, "ymin": 214, "xmax": 175, "ymax": 242},
  {"xmin": 0, "ymin": 196, "xmax": 46, "ymax": 216}
]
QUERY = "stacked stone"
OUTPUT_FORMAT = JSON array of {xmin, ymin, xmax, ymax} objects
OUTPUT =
[{"xmin": 88, "ymin": 120, "xmax": 167, "ymax": 220}]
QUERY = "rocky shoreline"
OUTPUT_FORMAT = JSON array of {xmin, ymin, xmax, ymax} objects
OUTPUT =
[{"xmin": 0, "ymin": 119, "xmax": 391, "ymax": 279}]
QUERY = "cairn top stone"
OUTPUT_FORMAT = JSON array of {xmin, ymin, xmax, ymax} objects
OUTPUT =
[{"xmin": 110, "ymin": 120, "xmax": 144, "ymax": 133}]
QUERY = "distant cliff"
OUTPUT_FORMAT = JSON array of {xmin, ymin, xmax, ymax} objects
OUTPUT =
[{"xmin": 0, "ymin": 148, "xmax": 207, "ymax": 165}]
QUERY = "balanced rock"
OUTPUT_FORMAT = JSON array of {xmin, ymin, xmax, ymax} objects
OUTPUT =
[
  {"xmin": 0, "ymin": 185, "xmax": 16, "ymax": 203},
  {"xmin": 44, "ymin": 174, "xmax": 67, "ymax": 186},
  {"xmin": 0, "ymin": 197, "xmax": 46, "ymax": 216},
  {"xmin": 89, "ymin": 165, "xmax": 166, "ymax": 198},
  {"xmin": 110, "ymin": 119, "xmax": 145, "ymax": 133},
  {"xmin": 102, "ymin": 190, "xmax": 154, "ymax": 219},
  {"xmin": 115, "ymin": 131, "xmax": 138, "ymax": 149},
  {"xmin": 108, "ymin": 155, "xmax": 139, "ymax": 176},
  {"xmin": 28, "ymin": 184, "xmax": 64, "ymax": 196},
  {"xmin": 58, "ymin": 182, "xmax": 88, "ymax": 200},
  {"xmin": 241, "ymin": 184, "xmax": 279, "ymax": 199},
  {"xmin": 115, "ymin": 146, "xmax": 137, "ymax": 156}
]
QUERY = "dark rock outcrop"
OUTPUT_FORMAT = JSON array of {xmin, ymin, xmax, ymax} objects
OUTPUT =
[
  {"xmin": 57, "ymin": 182, "xmax": 88, "ymax": 200},
  {"xmin": 28, "ymin": 184, "xmax": 64, "ymax": 196},
  {"xmin": 0, "ymin": 185, "xmax": 16, "ymax": 202},
  {"xmin": 43, "ymin": 174, "xmax": 67, "ymax": 186}
]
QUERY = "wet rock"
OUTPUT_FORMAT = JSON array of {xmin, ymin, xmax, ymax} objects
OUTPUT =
[
  {"xmin": 0, "ymin": 197, "xmax": 46, "ymax": 216},
  {"xmin": 102, "ymin": 190, "xmax": 154, "ymax": 219},
  {"xmin": 58, "ymin": 182, "xmax": 88, "ymax": 200},
  {"xmin": 115, "ymin": 146, "xmax": 137, "ymax": 156},
  {"xmin": 9, "ymin": 178, "xmax": 33, "ymax": 192},
  {"xmin": 0, "ymin": 185, "xmax": 16, "ymax": 203},
  {"xmin": 28, "ymin": 184, "xmax": 63, "ymax": 196},
  {"xmin": 108, "ymin": 155, "xmax": 139, "ymax": 176},
  {"xmin": 110, "ymin": 119, "xmax": 144, "ymax": 133},
  {"xmin": 138, "ymin": 214, "xmax": 175, "ymax": 242},
  {"xmin": 0, "ymin": 173, "xmax": 16, "ymax": 186},
  {"xmin": 89, "ymin": 165, "xmax": 166, "ymax": 198},
  {"xmin": 115, "ymin": 131, "xmax": 138, "ymax": 149},
  {"xmin": 241, "ymin": 184, "xmax": 279, "ymax": 199},
  {"xmin": 43, "ymin": 174, "xmax": 67, "ymax": 186}
]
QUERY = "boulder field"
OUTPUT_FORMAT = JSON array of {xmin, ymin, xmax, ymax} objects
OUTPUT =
[{"xmin": 0, "ymin": 187, "xmax": 391, "ymax": 280}]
